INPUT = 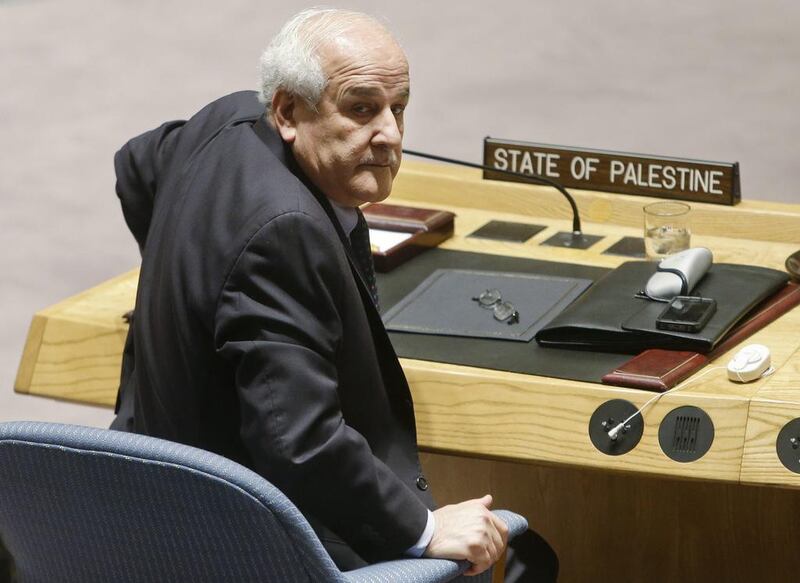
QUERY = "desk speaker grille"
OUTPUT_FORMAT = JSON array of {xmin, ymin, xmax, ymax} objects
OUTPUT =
[
  {"xmin": 658, "ymin": 406, "xmax": 714, "ymax": 463},
  {"xmin": 672, "ymin": 415, "xmax": 701, "ymax": 453}
]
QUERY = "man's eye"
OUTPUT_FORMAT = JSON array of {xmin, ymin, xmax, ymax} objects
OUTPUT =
[
  {"xmin": 352, "ymin": 104, "xmax": 373, "ymax": 115},
  {"xmin": 391, "ymin": 104, "xmax": 406, "ymax": 115}
]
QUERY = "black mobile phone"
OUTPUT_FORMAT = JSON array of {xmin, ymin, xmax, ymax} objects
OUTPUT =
[{"xmin": 656, "ymin": 296, "xmax": 716, "ymax": 333}]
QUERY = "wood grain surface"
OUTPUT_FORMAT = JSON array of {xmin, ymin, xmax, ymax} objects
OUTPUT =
[
  {"xmin": 16, "ymin": 269, "xmax": 137, "ymax": 407},
  {"xmin": 421, "ymin": 451, "xmax": 800, "ymax": 583}
]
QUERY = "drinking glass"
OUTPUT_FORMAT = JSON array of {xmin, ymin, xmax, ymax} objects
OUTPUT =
[{"xmin": 643, "ymin": 201, "xmax": 691, "ymax": 260}]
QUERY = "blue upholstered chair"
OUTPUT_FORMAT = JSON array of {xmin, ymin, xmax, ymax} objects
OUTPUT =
[{"xmin": 0, "ymin": 421, "xmax": 527, "ymax": 583}]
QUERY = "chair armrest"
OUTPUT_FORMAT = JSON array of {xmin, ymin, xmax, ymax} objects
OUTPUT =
[
  {"xmin": 343, "ymin": 510, "xmax": 527, "ymax": 583},
  {"xmin": 492, "ymin": 509, "xmax": 528, "ymax": 540},
  {"xmin": 344, "ymin": 557, "xmax": 467, "ymax": 583}
]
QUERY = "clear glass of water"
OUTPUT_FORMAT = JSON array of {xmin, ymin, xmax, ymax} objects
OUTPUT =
[{"xmin": 643, "ymin": 201, "xmax": 691, "ymax": 260}]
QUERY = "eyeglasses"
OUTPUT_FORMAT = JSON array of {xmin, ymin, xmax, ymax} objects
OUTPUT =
[{"xmin": 471, "ymin": 289, "xmax": 520, "ymax": 325}]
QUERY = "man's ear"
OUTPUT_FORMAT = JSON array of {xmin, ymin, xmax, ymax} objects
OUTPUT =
[{"xmin": 271, "ymin": 90, "xmax": 297, "ymax": 143}]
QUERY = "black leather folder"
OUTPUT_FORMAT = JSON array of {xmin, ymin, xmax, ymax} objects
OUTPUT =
[
  {"xmin": 382, "ymin": 269, "xmax": 591, "ymax": 342},
  {"xmin": 535, "ymin": 261, "xmax": 789, "ymax": 353}
]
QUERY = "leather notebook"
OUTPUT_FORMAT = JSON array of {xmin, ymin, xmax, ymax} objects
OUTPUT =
[
  {"xmin": 363, "ymin": 203, "xmax": 455, "ymax": 272},
  {"xmin": 535, "ymin": 261, "xmax": 789, "ymax": 353},
  {"xmin": 601, "ymin": 282, "xmax": 800, "ymax": 391}
]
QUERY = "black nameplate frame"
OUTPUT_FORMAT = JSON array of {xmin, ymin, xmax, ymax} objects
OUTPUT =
[{"xmin": 483, "ymin": 137, "xmax": 741, "ymax": 205}]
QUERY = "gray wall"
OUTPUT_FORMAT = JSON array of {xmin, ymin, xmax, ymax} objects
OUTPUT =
[{"xmin": 1, "ymin": 0, "xmax": 798, "ymax": 426}]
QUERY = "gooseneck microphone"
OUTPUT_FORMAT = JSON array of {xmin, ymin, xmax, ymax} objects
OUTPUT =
[{"xmin": 402, "ymin": 148, "xmax": 584, "ymax": 239}]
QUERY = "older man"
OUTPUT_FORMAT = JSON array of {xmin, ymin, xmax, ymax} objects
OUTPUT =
[{"xmin": 112, "ymin": 8, "xmax": 555, "ymax": 580}]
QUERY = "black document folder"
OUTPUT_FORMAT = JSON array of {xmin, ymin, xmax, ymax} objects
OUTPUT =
[
  {"xmin": 535, "ymin": 261, "xmax": 789, "ymax": 353},
  {"xmin": 383, "ymin": 269, "xmax": 592, "ymax": 342}
]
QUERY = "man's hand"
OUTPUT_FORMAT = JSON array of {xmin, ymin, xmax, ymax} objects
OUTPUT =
[{"xmin": 423, "ymin": 494, "xmax": 509, "ymax": 576}]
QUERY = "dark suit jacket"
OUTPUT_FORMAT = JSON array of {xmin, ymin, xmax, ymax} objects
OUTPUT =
[{"xmin": 111, "ymin": 91, "xmax": 434, "ymax": 569}]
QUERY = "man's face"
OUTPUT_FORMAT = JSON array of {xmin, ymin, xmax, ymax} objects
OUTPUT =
[{"xmin": 277, "ymin": 27, "xmax": 410, "ymax": 207}]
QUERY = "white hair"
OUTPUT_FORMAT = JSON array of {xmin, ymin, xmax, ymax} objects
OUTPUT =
[{"xmin": 257, "ymin": 8, "xmax": 388, "ymax": 113}]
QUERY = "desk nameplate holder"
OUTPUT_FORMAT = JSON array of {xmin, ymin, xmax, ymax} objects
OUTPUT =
[{"xmin": 483, "ymin": 137, "xmax": 741, "ymax": 206}]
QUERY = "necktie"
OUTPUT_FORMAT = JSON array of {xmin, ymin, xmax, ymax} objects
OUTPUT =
[{"xmin": 350, "ymin": 209, "xmax": 380, "ymax": 311}]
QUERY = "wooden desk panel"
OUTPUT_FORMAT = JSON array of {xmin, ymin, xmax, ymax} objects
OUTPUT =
[
  {"xmin": 741, "ymin": 349, "xmax": 800, "ymax": 487},
  {"xmin": 15, "ymin": 269, "xmax": 136, "ymax": 408},
  {"xmin": 405, "ymin": 360, "xmax": 749, "ymax": 482},
  {"xmin": 420, "ymin": 452, "xmax": 800, "ymax": 583}
]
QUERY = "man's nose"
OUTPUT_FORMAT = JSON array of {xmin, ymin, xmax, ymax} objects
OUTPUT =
[{"xmin": 371, "ymin": 108, "xmax": 402, "ymax": 147}]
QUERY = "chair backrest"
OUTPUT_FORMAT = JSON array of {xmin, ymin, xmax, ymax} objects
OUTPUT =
[{"xmin": 0, "ymin": 421, "xmax": 346, "ymax": 583}]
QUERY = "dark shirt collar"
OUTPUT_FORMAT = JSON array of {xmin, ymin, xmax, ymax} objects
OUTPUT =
[{"xmin": 329, "ymin": 200, "xmax": 359, "ymax": 237}]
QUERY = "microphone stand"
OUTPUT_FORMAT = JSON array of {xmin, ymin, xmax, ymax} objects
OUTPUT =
[{"xmin": 402, "ymin": 149, "xmax": 600, "ymax": 249}]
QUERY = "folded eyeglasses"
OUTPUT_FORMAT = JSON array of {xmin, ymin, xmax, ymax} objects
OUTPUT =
[{"xmin": 471, "ymin": 289, "xmax": 520, "ymax": 325}]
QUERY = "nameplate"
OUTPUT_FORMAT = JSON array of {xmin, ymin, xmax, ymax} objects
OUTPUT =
[{"xmin": 483, "ymin": 138, "xmax": 741, "ymax": 205}]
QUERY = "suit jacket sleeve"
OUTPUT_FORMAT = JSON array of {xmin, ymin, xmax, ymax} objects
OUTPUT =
[
  {"xmin": 114, "ymin": 120, "xmax": 184, "ymax": 253},
  {"xmin": 214, "ymin": 210, "xmax": 429, "ymax": 562},
  {"xmin": 111, "ymin": 120, "xmax": 184, "ymax": 429}
]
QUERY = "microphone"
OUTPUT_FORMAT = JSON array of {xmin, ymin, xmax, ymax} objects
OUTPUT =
[{"xmin": 401, "ymin": 149, "xmax": 597, "ymax": 248}]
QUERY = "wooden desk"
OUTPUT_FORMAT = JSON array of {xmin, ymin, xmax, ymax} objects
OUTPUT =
[{"xmin": 15, "ymin": 161, "xmax": 800, "ymax": 582}]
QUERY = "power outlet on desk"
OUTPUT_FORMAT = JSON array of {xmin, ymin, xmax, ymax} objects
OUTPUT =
[
  {"xmin": 589, "ymin": 399, "xmax": 643, "ymax": 455},
  {"xmin": 776, "ymin": 418, "xmax": 800, "ymax": 474}
]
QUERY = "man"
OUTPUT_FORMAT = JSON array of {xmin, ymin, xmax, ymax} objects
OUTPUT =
[{"xmin": 112, "ymin": 8, "xmax": 556, "ymax": 580}]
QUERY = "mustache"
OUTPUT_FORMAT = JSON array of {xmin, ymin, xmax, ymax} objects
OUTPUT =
[{"xmin": 360, "ymin": 152, "xmax": 400, "ymax": 167}]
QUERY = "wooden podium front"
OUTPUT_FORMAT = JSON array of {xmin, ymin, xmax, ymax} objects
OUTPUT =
[{"xmin": 16, "ymin": 161, "xmax": 800, "ymax": 582}]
